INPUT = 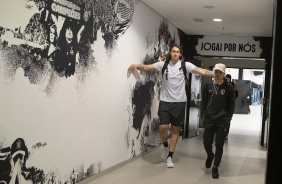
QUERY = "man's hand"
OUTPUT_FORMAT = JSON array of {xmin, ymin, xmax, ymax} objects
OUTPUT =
[
  {"xmin": 129, "ymin": 64, "xmax": 144, "ymax": 71},
  {"xmin": 128, "ymin": 63, "xmax": 156, "ymax": 72}
]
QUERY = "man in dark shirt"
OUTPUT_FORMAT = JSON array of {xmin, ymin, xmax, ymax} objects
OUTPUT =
[
  {"xmin": 226, "ymin": 74, "xmax": 238, "ymax": 99},
  {"xmin": 225, "ymin": 74, "xmax": 238, "ymax": 140},
  {"xmin": 201, "ymin": 63, "xmax": 235, "ymax": 179}
]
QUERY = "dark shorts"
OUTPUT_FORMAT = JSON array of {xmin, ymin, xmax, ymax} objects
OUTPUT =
[{"xmin": 158, "ymin": 101, "xmax": 186, "ymax": 126}]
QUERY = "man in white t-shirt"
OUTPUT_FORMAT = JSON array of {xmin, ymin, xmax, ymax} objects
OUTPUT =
[{"xmin": 128, "ymin": 44, "xmax": 214, "ymax": 168}]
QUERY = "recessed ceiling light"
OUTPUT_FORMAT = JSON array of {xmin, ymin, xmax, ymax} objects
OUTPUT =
[
  {"xmin": 213, "ymin": 18, "xmax": 222, "ymax": 22},
  {"xmin": 203, "ymin": 6, "xmax": 214, "ymax": 9},
  {"xmin": 220, "ymin": 33, "xmax": 234, "ymax": 36},
  {"xmin": 193, "ymin": 18, "xmax": 204, "ymax": 22}
]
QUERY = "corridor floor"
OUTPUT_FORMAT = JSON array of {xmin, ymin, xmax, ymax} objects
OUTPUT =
[{"xmin": 80, "ymin": 105, "xmax": 266, "ymax": 184}]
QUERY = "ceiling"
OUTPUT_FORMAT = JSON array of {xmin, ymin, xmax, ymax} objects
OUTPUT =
[{"xmin": 142, "ymin": 0, "xmax": 274, "ymax": 37}]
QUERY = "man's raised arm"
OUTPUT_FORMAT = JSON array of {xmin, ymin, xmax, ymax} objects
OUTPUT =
[
  {"xmin": 128, "ymin": 64, "xmax": 156, "ymax": 72},
  {"xmin": 192, "ymin": 67, "xmax": 215, "ymax": 77}
]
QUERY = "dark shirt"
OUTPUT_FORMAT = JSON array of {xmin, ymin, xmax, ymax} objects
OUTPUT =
[
  {"xmin": 230, "ymin": 82, "xmax": 239, "ymax": 98},
  {"xmin": 201, "ymin": 81, "xmax": 235, "ymax": 122}
]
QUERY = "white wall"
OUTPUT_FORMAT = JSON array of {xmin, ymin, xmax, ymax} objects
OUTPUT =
[
  {"xmin": 0, "ymin": 0, "xmax": 182, "ymax": 183},
  {"xmin": 243, "ymin": 69, "xmax": 264, "ymax": 86}
]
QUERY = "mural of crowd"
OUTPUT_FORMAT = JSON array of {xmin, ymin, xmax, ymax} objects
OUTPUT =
[
  {"xmin": 0, "ymin": 0, "xmax": 134, "ymax": 80},
  {"xmin": 0, "ymin": 0, "xmax": 180, "ymax": 183},
  {"xmin": 0, "ymin": 0, "xmax": 136, "ymax": 183}
]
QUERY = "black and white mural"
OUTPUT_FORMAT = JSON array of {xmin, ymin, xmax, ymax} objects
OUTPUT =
[
  {"xmin": 0, "ymin": 0, "xmax": 182, "ymax": 183},
  {"xmin": 129, "ymin": 19, "xmax": 177, "ymax": 155},
  {"xmin": 0, "ymin": 0, "xmax": 135, "ymax": 95}
]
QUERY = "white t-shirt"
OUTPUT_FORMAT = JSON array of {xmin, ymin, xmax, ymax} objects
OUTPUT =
[{"xmin": 154, "ymin": 60, "xmax": 196, "ymax": 102}]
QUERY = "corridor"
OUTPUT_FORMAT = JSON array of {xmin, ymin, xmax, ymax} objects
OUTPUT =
[{"xmin": 81, "ymin": 105, "xmax": 266, "ymax": 184}]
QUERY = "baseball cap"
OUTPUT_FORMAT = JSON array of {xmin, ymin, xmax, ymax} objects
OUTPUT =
[{"xmin": 214, "ymin": 63, "xmax": 226, "ymax": 73}]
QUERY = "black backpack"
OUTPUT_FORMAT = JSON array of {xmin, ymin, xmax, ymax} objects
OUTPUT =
[{"xmin": 161, "ymin": 59, "xmax": 189, "ymax": 97}]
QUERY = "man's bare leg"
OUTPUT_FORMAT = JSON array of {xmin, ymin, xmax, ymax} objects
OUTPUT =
[
  {"xmin": 165, "ymin": 125, "xmax": 179, "ymax": 168},
  {"xmin": 159, "ymin": 124, "xmax": 169, "ymax": 159},
  {"xmin": 159, "ymin": 124, "xmax": 169, "ymax": 142},
  {"xmin": 169, "ymin": 126, "xmax": 180, "ymax": 152}
]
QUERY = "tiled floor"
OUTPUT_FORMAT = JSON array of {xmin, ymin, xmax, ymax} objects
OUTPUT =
[{"xmin": 80, "ymin": 105, "xmax": 266, "ymax": 184}]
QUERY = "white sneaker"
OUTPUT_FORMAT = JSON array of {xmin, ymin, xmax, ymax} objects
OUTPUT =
[
  {"xmin": 161, "ymin": 147, "xmax": 169, "ymax": 160},
  {"xmin": 166, "ymin": 157, "xmax": 174, "ymax": 168}
]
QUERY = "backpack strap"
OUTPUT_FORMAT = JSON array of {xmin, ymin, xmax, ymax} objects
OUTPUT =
[
  {"xmin": 181, "ymin": 60, "xmax": 187, "ymax": 79},
  {"xmin": 181, "ymin": 60, "xmax": 189, "ymax": 97},
  {"xmin": 161, "ymin": 59, "xmax": 170, "ymax": 79},
  {"xmin": 162, "ymin": 60, "xmax": 188, "ymax": 82}
]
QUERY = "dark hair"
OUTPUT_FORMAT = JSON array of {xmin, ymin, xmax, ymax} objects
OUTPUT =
[
  {"xmin": 58, "ymin": 19, "xmax": 79, "ymax": 47},
  {"xmin": 226, "ymin": 74, "xmax": 232, "ymax": 79},
  {"xmin": 11, "ymin": 138, "xmax": 28, "ymax": 162},
  {"xmin": 167, "ymin": 43, "xmax": 183, "ymax": 60}
]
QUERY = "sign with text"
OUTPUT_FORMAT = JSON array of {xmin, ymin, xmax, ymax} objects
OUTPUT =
[
  {"xmin": 51, "ymin": 0, "xmax": 81, "ymax": 20},
  {"xmin": 195, "ymin": 36, "xmax": 263, "ymax": 57}
]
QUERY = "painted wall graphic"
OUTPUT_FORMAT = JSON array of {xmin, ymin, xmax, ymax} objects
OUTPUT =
[
  {"xmin": 0, "ymin": 0, "xmax": 134, "ymax": 96},
  {"xmin": 0, "ymin": 0, "xmax": 183, "ymax": 183},
  {"xmin": 131, "ymin": 20, "xmax": 175, "ymax": 140}
]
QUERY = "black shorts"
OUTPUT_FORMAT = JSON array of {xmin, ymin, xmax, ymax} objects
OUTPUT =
[{"xmin": 158, "ymin": 101, "xmax": 186, "ymax": 126}]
